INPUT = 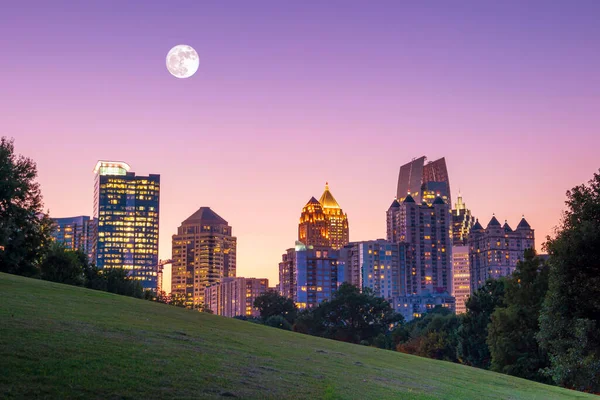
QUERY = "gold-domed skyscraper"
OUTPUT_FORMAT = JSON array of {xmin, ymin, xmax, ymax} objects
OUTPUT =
[
  {"xmin": 298, "ymin": 197, "xmax": 330, "ymax": 247},
  {"xmin": 318, "ymin": 182, "xmax": 349, "ymax": 249},
  {"xmin": 298, "ymin": 183, "xmax": 349, "ymax": 249}
]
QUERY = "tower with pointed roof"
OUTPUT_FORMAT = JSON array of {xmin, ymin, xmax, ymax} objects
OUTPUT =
[
  {"xmin": 297, "ymin": 183, "xmax": 350, "ymax": 249},
  {"xmin": 298, "ymin": 197, "xmax": 330, "ymax": 248},
  {"xmin": 452, "ymin": 192, "xmax": 476, "ymax": 246},
  {"xmin": 318, "ymin": 182, "xmax": 349, "ymax": 250},
  {"xmin": 450, "ymin": 192, "xmax": 476, "ymax": 313},
  {"xmin": 468, "ymin": 215, "xmax": 535, "ymax": 293},
  {"xmin": 171, "ymin": 207, "xmax": 237, "ymax": 308}
]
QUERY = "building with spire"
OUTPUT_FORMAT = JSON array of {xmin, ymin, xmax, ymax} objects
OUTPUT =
[
  {"xmin": 468, "ymin": 215, "xmax": 535, "ymax": 292},
  {"xmin": 318, "ymin": 183, "xmax": 349, "ymax": 249},
  {"xmin": 298, "ymin": 197, "xmax": 330, "ymax": 247},
  {"xmin": 171, "ymin": 207, "xmax": 236, "ymax": 308},
  {"xmin": 298, "ymin": 183, "xmax": 349, "ymax": 249},
  {"xmin": 450, "ymin": 192, "xmax": 476, "ymax": 313},
  {"xmin": 93, "ymin": 161, "xmax": 160, "ymax": 290},
  {"xmin": 396, "ymin": 156, "xmax": 451, "ymax": 205},
  {"xmin": 452, "ymin": 192, "xmax": 475, "ymax": 246}
]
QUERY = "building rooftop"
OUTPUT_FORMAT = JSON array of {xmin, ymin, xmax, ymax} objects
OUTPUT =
[
  {"xmin": 403, "ymin": 194, "xmax": 416, "ymax": 204},
  {"xmin": 472, "ymin": 219, "xmax": 484, "ymax": 231},
  {"xmin": 318, "ymin": 183, "xmax": 341, "ymax": 209},
  {"xmin": 432, "ymin": 196, "xmax": 446, "ymax": 205},
  {"xmin": 182, "ymin": 207, "xmax": 228, "ymax": 226},
  {"xmin": 305, "ymin": 197, "xmax": 321, "ymax": 206},
  {"xmin": 503, "ymin": 221, "xmax": 513, "ymax": 232},
  {"xmin": 487, "ymin": 216, "xmax": 501, "ymax": 228},
  {"xmin": 93, "ymin": 160, "xmax": 131, "ymax": 176},
  {"xmin": 388, "ymin": 199, "xmax": 401, "ymax": 209},
  {"xmin": 517, "ymin": 217, "xmax": 531, "ymax": 230}
]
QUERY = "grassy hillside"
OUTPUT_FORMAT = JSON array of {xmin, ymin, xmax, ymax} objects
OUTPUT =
[{"xmin": 0, "ymin": 273, "xmax": 592, "ymax": 400}]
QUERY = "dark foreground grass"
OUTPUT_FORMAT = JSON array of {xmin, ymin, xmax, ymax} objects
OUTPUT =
[{"xmin": 0, "ymin": 273, "xmax": 593, "ymax": 400}]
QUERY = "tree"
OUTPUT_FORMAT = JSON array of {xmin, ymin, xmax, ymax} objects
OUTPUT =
[
  {"xmin": 104, "ymin": 268, "xmax": 144, "ymax": 298},
  {"xmin": 253, "ymin": 290, "xmax": 298, "ymax": 324},
  {"xmin": 538, "ymin": 170, "xmax": 600, "ymax": 392},
  {"xmin": 456, "ymin": 278, "xmax": 505, "ymax": 368},
  {"xmin": 0, "ymin": 137, "xmax": 53, "ymax": 276},
  {"xmin": 304, "ymin": 283, "xmax": 402, "ymax": 344},
  {"xmin": 396, "ymin": 309, "xmax": 460, "ymax": 361},
  {"xmin": 265, "ymin": 315, "xmax": 292, "ymax": 330},
  {"xmin": 39, "ymin": 242, "xmax": 85, "ymax": 286},
  {"xmin": 82, "ymin": 263, "xmax": 108, "ymax": 291},
  {"xmin": 487, "ymin": 249, "xmax": 550, "ymax": 383}
]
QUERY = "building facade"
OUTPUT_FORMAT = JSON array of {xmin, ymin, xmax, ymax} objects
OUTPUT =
[
  {"xmin": 93, "ymin": 161, "xmax": 160, "ymax": 290},
  {"xmin": 387, "ymin": 195, "xmax": 453, "ymax": 296},
  {"xmin": 341, "ymin": 240, "xmax": 405, "ymax": 299},
  {"xmin": 298, "ymin": 183, "xmax": 349, "ymax": 249},
  {"xmin": 293, "ymin": 243, "xmax": 342, "ymax": 309},
  {"xmin": 396, "ymin": 156, "xmax": 451, "ymax": 205},
  {"xmin": 452, "ymin": 245, "xmax": 470, "ymax": 314},
  {"xmin": 205, "ymin": 277, "xmax": 269, "ymax": 317},
  {"xmin": 278, "ymin": 246, "xmax": 297, "ymax": 300},
  {"xmin": 469, "ymin": 216, "xmax": 535, "ymax": 292},
  {"xmin": 171, "ymin": 207, "xmax": 236, "ymax": 308},
  {"xmin": 318, "ymin": 183, "xmax": 349, "ymax": 249},
  {"xmin": 393, "ymin": 291, "xmax": 456, "ymax": 321},
  {"xmin": 51, "ymin": 215, "xmax": 96, "ymax": 261},
  {"xmin": 452, "ymin": 192, "xmax": 475, "ymax": 246},
  {"xmin": 298, "ymin": 197, "xmax": 330, "ymax": 247}
]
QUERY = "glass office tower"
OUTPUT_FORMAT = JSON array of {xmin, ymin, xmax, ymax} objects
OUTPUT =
[
  {"xmin": 93, "ymin": 161, "xmax": 160, "ymax": 290},
  {"xmin": 51, "ymin": 215, "xmax": 96, "ymax": 261}
]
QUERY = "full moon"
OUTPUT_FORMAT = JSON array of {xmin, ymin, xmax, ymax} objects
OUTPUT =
[{"xmin": 166, "ymin": 45, "xmax": 199, "ymax": 79}]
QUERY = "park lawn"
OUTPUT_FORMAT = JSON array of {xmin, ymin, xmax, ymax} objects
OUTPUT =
[{"xmin": 0, "ymin": 272, "xmax": 593, "ymax": 400}]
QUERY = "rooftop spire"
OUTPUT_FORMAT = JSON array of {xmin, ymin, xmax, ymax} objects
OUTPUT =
[{"xmin": 319, "ymin": 182, "xmax": 340, "ymax": 209}]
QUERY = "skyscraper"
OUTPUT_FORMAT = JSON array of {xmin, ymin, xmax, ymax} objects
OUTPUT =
[
  {"xmin": 452, "ymin": 192, "xmax": 475, "ymax": 246},
  {"xmin": 469, "ymin": 216, "xmax": 535, "ymax": 292},
  {"xmin": 386, "ymin": 195, "xmax": 453, "ymax": 296},
  {"xmin": 298, "ymin": 184, "xmax": 350, "ymax": 249},
  {"xmin": 451, "ymin": 193, "xmax": 475, "ymax": 313},
  {"xmin": 51, "ymin": 215, "xmax": 96, "ymax": 261},
  {"xmin": 452, "ymin": 245, "xmax": 470, "ymax": 314},
  {"xmin": 318, "ymin": 183, "xmax": 349, "ymax": 249},
  {"xmin": 205, "ymin": 277, "xmax": 269, "ymax": 317},
  {"xmin": 294, "ymin": 243, "xmax": 342, "ymax": 309},
  {"xmin": 278, "ymin": 246, "xmax": 297, "ymax": 300},
  {"xmin": 171, "ymin": 207, "xmax": 236, "ymax": 308},
  {"xmin": 396, "ymin": 156, "xmax": 451, "ymax": 205},
  {"xmin": 298, "ymin": 197, "xmax": 330, "ymax": 247},
  {"xmin": 93, "ymin": 161, "xmax": 160, "ymax": 289},
  {"xmin": 343, "ymin": 240, "xmax": 405, "ymax": 299}
]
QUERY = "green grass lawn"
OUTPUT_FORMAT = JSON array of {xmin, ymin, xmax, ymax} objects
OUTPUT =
[{"xmin": 0, "ymin": 273, "xmax": 592, "ymax": 400}]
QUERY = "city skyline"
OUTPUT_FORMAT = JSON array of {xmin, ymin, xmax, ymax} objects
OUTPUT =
[{"xmin": 4, "ymin": 1, "xmax": 600, "ymax": 285}]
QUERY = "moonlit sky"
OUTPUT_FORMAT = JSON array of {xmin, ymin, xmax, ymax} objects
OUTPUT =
[{"xmin": 2, "ymin": 1, "xmax": 599, "ymax": 288}]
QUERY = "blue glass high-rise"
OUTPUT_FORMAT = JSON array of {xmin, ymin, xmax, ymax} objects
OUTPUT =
[{"xmin": 93, "ymin": 161, "xmax": 160, "ymax": 290}]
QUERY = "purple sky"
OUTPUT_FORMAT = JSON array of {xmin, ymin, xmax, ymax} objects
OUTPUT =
[{"xmin": 2, "ymin": 1, "xmax": 599, "ymax": 287}]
